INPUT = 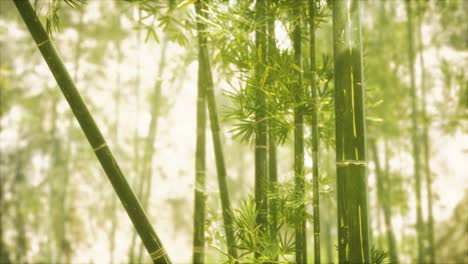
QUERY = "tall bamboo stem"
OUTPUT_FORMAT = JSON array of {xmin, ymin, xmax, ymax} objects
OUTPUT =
[
  {"xmin": 370, "ymin": 139, "xmax": 398, "ymax": 263},
  {"xmin": 332, "ymin": 0, "xmax": 371, "ymax": 262},
  {"xmin": 292, "ymin": 3, "xmax": 306, "ymax": 263},
  {"xmin": 12, "ymin": 1, "xmax": 171, "ymax": 263},
  {"xmin": 193, "ymin": 1, "xmax": 207, "ymax": 263},
  {"xmin": 405, "ymin": 1, "xmax": 424, "ymax": 262},
  {"xmin": 196, "ymin": 0, "xmax": 237, "ymax": 260},
  {"xmin": 309, "ymin": 0, "xmax": 321, "ymax": 263},
  {"xmin": 266, "ymin": 0, "xmax": 278, "ymax": 251},
  {"xmin": 255, "ymin": 1, "xmax": 268, "ymax": 256},
  {"xmin": 416, "ymin": 6, "xmax": 435, "ymax": 263}
]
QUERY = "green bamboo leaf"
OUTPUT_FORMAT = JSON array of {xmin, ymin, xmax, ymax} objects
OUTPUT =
[
  {"xmin": 366, "ymin": 116, "xmax": 384, "ymax": 122},
  {"xmin": 290, "ymin": 63, "xmax": 304, "ymax": 73},
  {"xmin": 144, "ymin": 26, "xmax": 159, "ymax": 43},
  {"xmin": 370, "ymin": 99, "xmax": 384, "ymax": 108},
  {"xmin": 177, "ymin": 0, "xmax": 197, "ymax": 9},
  {"xmin": 259, "ymin": 66, "xmax": 269, "ymax": 89}
]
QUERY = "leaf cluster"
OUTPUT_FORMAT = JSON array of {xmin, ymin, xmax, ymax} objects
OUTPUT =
[
  {"xmin": 33, "ymin": 0, "xmax": 86, "ymax": 35},
  {"xmin": 230, "ymin": 197, "xmax": 296, "ymax": 263}
]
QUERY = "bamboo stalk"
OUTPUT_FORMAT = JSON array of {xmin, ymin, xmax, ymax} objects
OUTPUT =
[
  {"xmin": 332, "ymin": 0, "xmax": 371, "ymax": 262},
  {"xmin": 12, "ymin": 1, "xmax": 171, "ymax": 263},
  {"xmin": 14, "ymin": 154, "xmax": 26, "ymax": 264},
  {"xmin": 266, "ymin": 0, "xmax": 278, "ymax": 256},
  {"xmin": 416, "ymin": 5, "xmax": 435, "ymax": 263},
  {"xmin": 405, "ymin": 1, "xmax": 424, "ymax": 262},
  {"xmin": 308, "ymin": 0, "xmax": 321, "ymax": 263},
  {"xmin": 195, "ymin": 0, "xmax": 237, "ymax": 260},
  {"xmin": 48, "ymin": 95, "xmax": 59, "ymax": 264},
  {"xmin": 193, "ymin": 1, "xmax": 207, "ymax": 262},
  {"xmin": 255, "ymin": 1, "xmax": 268, "ymax": 256},
  {"xmin": 370, "ymin": 139, "xmax": 398, "ymax": 263},
  {"xmin": 292, "ymin": 2, "xmax": 307, "ymax": 263}
]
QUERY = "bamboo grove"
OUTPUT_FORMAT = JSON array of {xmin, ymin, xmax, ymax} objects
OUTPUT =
[{"xmin": 1, "ymin": 0, "xmax": 467, "ymax": 263}]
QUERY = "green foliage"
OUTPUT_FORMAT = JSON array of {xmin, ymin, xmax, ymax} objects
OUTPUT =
[
  {"xmin": 128, "ymin": 0, "xmax": 192, "ymax": 45},
  {"xmin": 436, "ymin": 58, "xmax": 468, "ymax": 134},
  {"xmin": 228, "ymin": 197, "xmax": 297, "ymax": 263},
  {"xmin": 371, "ymin": 246, "xmax": 390, "ymax": 264},
  {"xmin": 33, "ymin": 0, "xmax": 86, "ymax": 35}
]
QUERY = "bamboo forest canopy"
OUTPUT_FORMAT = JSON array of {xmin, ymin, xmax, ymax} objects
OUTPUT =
[{"xmin": 0, "ymin": 0, "xmax": 466, "ymax": 263}]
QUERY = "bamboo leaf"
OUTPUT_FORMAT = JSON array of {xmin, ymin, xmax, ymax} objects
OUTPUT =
[
  {"xmin": 290, "ymin": 63, "xmax": 304, "ymax": 73},
  {"xmin": 177, "ymin": 0, "xmax": 197, "ymax": 9},
  {"xmin": 366, "ymin": 116, "xmax": 384, "ymax": 122}
]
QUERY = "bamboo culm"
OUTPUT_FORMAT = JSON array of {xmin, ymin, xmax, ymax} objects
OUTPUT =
[
  {"xmin": 196, "ymin": 0, "xmax": 238, "ymax": 260},
  {"xmin": 332, "ymin": 0, "xmax": 371, "ymax": 262},
  {"xmin": 193, "ymin": 0, "xmax": 207, "ymax": 262},
  {"xmin": 266, "ymin": 0, "xmax": 278, "ymax": 254},
  {"xmin": 417, "ymin": 5, "xmax": 436, "ymax": 262},
  {"xmin": 405, "ymin": 1, "xmax": 424, "ymax": 262},
  {"xmin": 12, "ymin": 1, "xmax": 171, "ymax": 263},
  {"xmin": 292, "ymin": 3, "xmax": 307, "ymax": 263},
  {"xmin": 370, "ymin": 139, "xmax": 399, "ymax": 262},
  {"xmin": 254, "ymin": 0, "xmax": 269, "ymax": 259},
  {"xmin": 309, "ymin": 0, "xmax": 321, "ymax": 263}
]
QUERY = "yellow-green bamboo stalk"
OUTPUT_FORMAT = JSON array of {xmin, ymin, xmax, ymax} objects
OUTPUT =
[
  {"xmin": 292, "ymin": 2, "xmax": 306, "ymax": 263},
  {"xmin": 405, "ymin": 1, "xmax": 424, "ymax": 262},
  {"xmin": 12, "ymin": 1, "xmax": 171, "ymax": 263},
  {"xmin": 196, "ymin": 0, "xmax": 237, "ymax": 260},
  {"xmin": 193, "ymin": 1, "xmax": 207, "ymax": 263},
  {"xmin": 332, "ymin": 0, "xmax": 371, "ymax": 262},
  {"xmin": 309, "ymin": 1, "xmax": 321, "ymax": 263}
]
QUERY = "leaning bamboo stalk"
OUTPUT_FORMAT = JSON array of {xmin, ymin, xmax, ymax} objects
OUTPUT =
[
  {"xmin": 195, "ymin": 0, "xmax": 237, "ymax": 260},
  {"xmin": 12, "ymin": 1, "xmax": 171, "ymax": 263}
]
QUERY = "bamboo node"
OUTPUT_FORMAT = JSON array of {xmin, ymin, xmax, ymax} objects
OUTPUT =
[
  {"xmin": 255, "ymin": 145, "xmax": 267, "ymax": 149},
  {"xmin": 193, "ymin": 246, "xmax": 205, "ymax": 253},
  {"xmin": 336, "ymin": 160, "xmax": 367, "ymax": 167},
  {"xmin": 93, "ymin": 143, "xmax": 107, "ymax": 153},
  {"xmin": 150, "ymin": 248, "xmax": 167, "ymax": 260},
  {"xmin": 37, "ymin": 39, "xmax": 50, "ymax": 47}
]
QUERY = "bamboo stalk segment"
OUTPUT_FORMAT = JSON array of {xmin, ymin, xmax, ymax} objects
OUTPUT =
[{"xmin": 12, "ymin": 1, "xmax": 171, "ymax": 263}]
